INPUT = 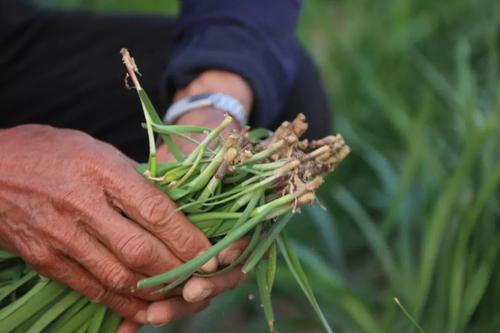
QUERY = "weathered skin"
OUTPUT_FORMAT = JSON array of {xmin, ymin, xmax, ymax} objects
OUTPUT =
[{"xmin": 0, "ymin": 124, "xmax": 244, "ymax": 328}]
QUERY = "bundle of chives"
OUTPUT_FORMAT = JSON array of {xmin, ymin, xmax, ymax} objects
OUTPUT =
[
  {"xmin": 0, "ymin": 49, "xmax": 349, "ymax": 333},
  {"xmin": 121, "ymin": 49, "xmax": 349, "ymax": 332}
]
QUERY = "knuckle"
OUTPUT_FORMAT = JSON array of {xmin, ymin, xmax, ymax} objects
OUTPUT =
[
  {"xmin": 71, "ymin": 140, "xmax": 116, "ymax": 172},
  {"xmin": 100, "ymin": 263, "xmax": 133, "ymax": 291},
  {"xmin": 75, "ymin": 148, "xmax": 103, "ymax": 169},
  {"xmin": 102, "ymin": 294, "xmax": 138, "ymax": 319},
  {"xmin": 173, "ymin": 230, "xmax": 198, "ymax": 256},
  {"xmin": 48, "ymin": 267, "xmax": 71, "ymax": 282},
  {"xmin": 118, "ymin": 234, "xmax": 156, "ymax": 268},
  {"xmin": 139, "ymin": 193, "xmax": 175, "ymax": 228},
  {"xmin": 82, "ymin": 284, "xmax": 107, "ymax": 303},
  {"xmin": 29, "ymin": 250, "xmax": 56, "ymax": 269},
  {"xmin": 63, "ymin": 225, "xmax": 90, "ymax": 251}
]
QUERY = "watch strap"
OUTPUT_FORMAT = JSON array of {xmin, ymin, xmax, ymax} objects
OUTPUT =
[{"xmin": 164, "ymin": 92, "xmax": 248, "ymax": 127}]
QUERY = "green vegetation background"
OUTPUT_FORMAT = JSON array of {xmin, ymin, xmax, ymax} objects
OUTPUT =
[{"xmin": 39, "ymin": 0, "xmax": 500, "ymax": 332}]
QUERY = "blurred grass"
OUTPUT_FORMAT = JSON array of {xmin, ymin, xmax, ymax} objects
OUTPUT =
[{"xmin": 39, "ymin": 0, "xmax": 500, "ymax": 332}]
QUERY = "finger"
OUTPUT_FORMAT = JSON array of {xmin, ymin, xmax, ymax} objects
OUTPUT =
[
  {"xmin": 117, "ymin": 320, "xmax": 141, "ymax": 333},
  {"xmin": 56, "ymin": 223, "xmax": 140, "ymax": 292},
  {"xmin": 217, "ymin": 237, "xmax": 250, "ymax": 266},
  {"xmin": 54, "ymin": 221, "xmax": 162, "ymax": 301},
  {"xmin": 146, "ymin": 297, "xmax": 210, "ymax": 327},
  {"xmin": 85, "ymin": 203, "xmax": 183, "ymax": 277},
  {"xmin": 182, "ymin": 267, "xmax": 245, "ymax": 303},
  {"xmin": 104, "ymin": 173, "xmax": 217, "ymax": 272},
  {"xmin": 33, "ymin": 254, "xmax": 149, "ymax": 323},
  {"xmin": 65, "ymin": 213, "xmax": 187, "ymax": 301}
]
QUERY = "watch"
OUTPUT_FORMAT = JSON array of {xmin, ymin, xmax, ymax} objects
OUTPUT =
[{"xmin": 164, "ymin": 92, "xmax": 248, "ymax": 127}]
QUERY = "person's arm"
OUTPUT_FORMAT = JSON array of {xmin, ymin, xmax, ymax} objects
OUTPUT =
[
  {"xmin": 159, "ymin": 0, "xmax": 302, "ymax": 153},
  {"xmin": 164, "ymin": 0, "xmax": 302, "ymax": 128}
]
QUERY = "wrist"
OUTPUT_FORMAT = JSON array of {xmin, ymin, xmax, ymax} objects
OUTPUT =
[
  {"xmin": 159, "ymin": 70, "xmax": 250, "ymax": 161},
  {"xmin": 158, "ymin": 107, "xmax": 237, "ymax": 161},
  {"xmin": 175, "ymin": 107, "xmax": 236, "ymax": 130},
  {"xmin": 174, "ymin": 70, "xmax": 253, "ymax": 115}
]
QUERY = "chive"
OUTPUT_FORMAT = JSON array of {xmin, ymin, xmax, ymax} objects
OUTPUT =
[
  {"xmin": 266, "ymin": 243, "xmax": 277, "ymax": 292},
  {"xmin": 87, "ymin": 303, "xmax": 107, "ymax": 333},
  {"xmin": 0, "ymin": 266, "xmax": 23, "ymax": 284},
  {"xmin": 26, "ymin": 290, "xmax": 81, "ymax": 333},
  {"xmin": 74, "ymin": 320, "xmax": 90, "ymax": 333},
  {"xmin": 241, "ymin": 140, "xmax": 285, "ymax": 165},
  {"xmin": 0, "ymin": 271, "xmax": 37, "ymax": 304},
  {"xmin": 246, "ymin": 128, "xmax": 273, "ymax": 143},
  {"xmin": 0, "ymin": 250, "xmax": 16, "ymax": 260},
  {"xmin": 152, "ymin": 123, "xmax": 211, "ymax": 134},
  {"xmin": 182, "ymin": 115, "xmax": 232, "ymax": 165},
  {"xmin": 393, "ymin": 297, "xmax": 426, "ymax": 333},
  {"xmin": 138, "ymin": 89, "xmax": 158, "ymax": 176},
  {"xmin": 187, "ymin": 195, "xmax": 294, "ymax": 224},
  {"xmin": 278, "ymin": 234, "xmax": 333, "ymax": 333},
  {"xmin": 181, "ymin": 146, "xmax": 226, "ymax": 195},
  {"xmin": 242, "ymin": 213, "xmax": 293, "ymax": 274},
  {"xmin": 222, "ymin": 170, "xmax": 249, "ymax": 184},
  {"xmin": 98, "ymin": 310, "xmax": 121, "ymax": 333},
  {"xmin": 170, "ymin": 148, "xmax": 204, "ymax": 191},
  {"xmin": 46, "ymin": 296, "xmax": 89, "ymax": 332},
  {"xmin": 0, "ymin": 281, "xmax": 68, "ymax": 332},
  {"xmin": 256, "ymin": 260, "xmax": 276, "ymax": 333},
  {"xmin": 152, "ymin": 271, "xmax": 195, "ymax": 295},
  {"xmin": 52, "ymin": 302, "xmax": 97, "ymax": 333}
]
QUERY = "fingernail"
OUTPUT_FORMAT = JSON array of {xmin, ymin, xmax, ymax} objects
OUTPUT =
[
  {"xmin": 198, "ymin": 252, "xmax": 218, "ymax": 273},
  {"xmin": 134, "ymin": 310, "xmax": 148, "ymax": 324},
  {"xmin": 146, "ymin": 312, "xmax": 156, "ymax": 326},
  {"xmin": 185, "ymin": 286, "xmax": 213, "ymax": 303},
  {"xmin": 220, "ymin": 249, "xmax": 241, "ymax": 265},
  {"xmin": 146, "ymin": 304, "xmax": 165, "ymax": 327}
]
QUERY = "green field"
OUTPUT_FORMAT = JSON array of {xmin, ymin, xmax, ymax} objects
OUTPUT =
[{"xmin": 39, "ymin": 0, "xmax": 500, "ymax": 332}]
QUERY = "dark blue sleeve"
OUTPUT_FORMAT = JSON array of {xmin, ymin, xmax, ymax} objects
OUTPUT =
[{"xmin": 164, "ymin": 0, "xmax": 303, "ymax": 127}]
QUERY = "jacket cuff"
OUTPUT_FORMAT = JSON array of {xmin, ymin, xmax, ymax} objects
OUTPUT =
[{"xmin": 163, "ymin": 24, "xmax": 298, "ymax": 128}]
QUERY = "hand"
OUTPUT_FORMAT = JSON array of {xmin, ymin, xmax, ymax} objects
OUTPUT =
[
  {"xmin": 0, "ymin": 124, "xmax": 244, "ymax": 326},
  {"xmin": 122, "ymin": 69, "xmax": 254, "ymax": 332}
]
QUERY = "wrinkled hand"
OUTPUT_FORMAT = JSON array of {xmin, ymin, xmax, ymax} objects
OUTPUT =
[{"xmin": 0, "ymin": 125, "xmax": 244, "ymax": 329}]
